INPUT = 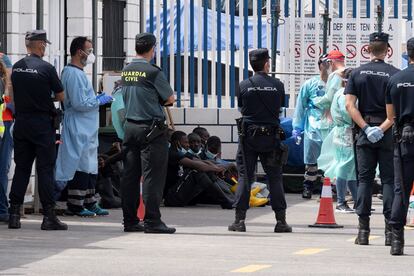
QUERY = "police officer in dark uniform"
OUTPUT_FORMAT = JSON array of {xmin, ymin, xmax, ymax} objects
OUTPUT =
[
  {"xmin": 120, "ymin": 33, "xmax": 176, "ymax": 233},
  {"xmin": 8, "ymin": 30, "xmax": 67, "ymax": 230},
  {"xmin": 345, "ymin": 32, "xmax": 399, "ymax": 246},
  {"xmin": 385, "ymin": 37, "xmax": 414, "ymax": 255},
  {"xmin": 228, "ymin": 49, "xmax": 292, "ymax": 233}
]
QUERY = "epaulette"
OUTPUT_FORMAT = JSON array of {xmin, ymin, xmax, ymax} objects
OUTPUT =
[{"xmin": 151, "ymin": 64, "xmax": 162, "ymax": 71}]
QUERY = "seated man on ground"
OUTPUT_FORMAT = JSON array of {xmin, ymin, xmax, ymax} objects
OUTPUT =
[
  {"xmin": 164, "ymin": 131, "xmax": 234, "ymax": 208},
  {"xmin": 192, "ymin": 127, "xmax": 210, "ymax": 147}
]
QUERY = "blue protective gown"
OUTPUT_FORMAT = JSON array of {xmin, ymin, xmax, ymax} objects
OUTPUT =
[
  {"xmin": 55, "ymin": 65, "xmax": 100, "ymax": 181},
  {"xmin": 292, "ymin": 76, "xmax": 327, "ymax": 165}
]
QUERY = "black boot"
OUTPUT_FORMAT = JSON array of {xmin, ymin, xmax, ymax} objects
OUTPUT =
[
  {"xmin": 41, "ymin": 206, "xmax": 68, "ymax": 231},
  {"xmin": 355, "ymin": 216, "xmax": 370, "ymax": 245},
  {"xmin": 274, "ymin": 210, "xmax": 292, "ymax": 233},
  {"xmin": 385, "ymin": 219, "xmax": 392, "ymax": 246},
  {"xmin": 228, "ymin": 209, "xmax": 246, "ymax": 232},
  {"xmin": 144, "ymin": 220, "xmax": 176, "ymax": 234},
  {"xmin": 97, "ymin": 177, "xmax": 122, "ymax": 209},
  {"xmin": 302, "ymin": 181, "xmax": 313, "ymax": 199},
  {"xmin": 390, "ymin": 226, "xmax": 404, "ymax": 256},
  {"xmin": 8, "ymin": 204, "xmax": 21, "ymax": 229}
]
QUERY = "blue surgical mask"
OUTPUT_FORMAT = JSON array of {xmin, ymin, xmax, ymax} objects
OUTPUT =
[
  {"xmin": 205, "ymin": 150, "xmax": 218, "ymax": 160},
  {"xmin": 188, "ymin": 149, "xmax": 201, "ymax": 156},
  {"xmin": 179, "ymin": 147, "xmax": 187, "ymax": 155}
]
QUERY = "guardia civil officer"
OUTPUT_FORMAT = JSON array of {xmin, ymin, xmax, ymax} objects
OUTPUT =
[
  {"xmin": 228, "ymin": 49, "xmax": 292, "ymax": 233},
  {"xmin": 8, "ymin": 30, "xmax": 67, "ymax": 230},
  {"xmin": 385, "ymin": 37, "xmax": 414, "ymax": 255},
  {"xmin": 345, "ymin": 32, "xmax": 399, "ymax": 246},
  {"xmin": 120, "ymin": 33, "xmax": 175, "ymax": 233}
]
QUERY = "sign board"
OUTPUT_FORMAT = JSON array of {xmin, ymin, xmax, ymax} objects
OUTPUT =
[{"xmin": 286, "ymin": 17, "xmax": 403, "ymax": 97}]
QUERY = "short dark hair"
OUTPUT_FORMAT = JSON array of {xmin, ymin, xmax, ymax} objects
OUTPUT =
[
  {"xmin": 369, "ymin": 41, "xmax": 388, "ymax": 57},
  {"xmin": 70, "ymin": 36, "xmax": 91, "ymax": 57},
  {"xmin": 188, "ymin": 133, "xmax": 201, "ymax": 143},
  {"xmin": 193, "ymin": 127, "xmax": 208, "ymax": 137},
  {"xmin": 407, "ymin": 37, "xmax": 414, "ymax": 60},
  {"xmin": 170, "ymin": 131, "xmax": 187, "ymax": 143},
  {"xmin": 206, "ymin": 136, "xmax": 221, "ymax": 154},
  {"xmin": 135, "ymin": 41, "xmax": 155, "ymax": 55},
  {"xmin": 250, "ymin": 58, "xmax": 268, "ymax": 72}
]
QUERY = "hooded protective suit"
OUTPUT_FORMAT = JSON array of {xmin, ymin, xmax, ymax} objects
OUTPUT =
[
  {"xmin": 292, "ymin": 75, "xmax": 327, "ymax": 165},
  {"xmin": 55, "ymin": 65, "xmax": 99, "ymax": 181}
]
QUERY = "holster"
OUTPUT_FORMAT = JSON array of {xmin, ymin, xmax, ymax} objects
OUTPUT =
[
  {"xmin": 235, "ymin": 117, "xmax": 245, "ymax": 137},
  {"xmin": 146, "ymin": 120, "xmax": 167, "ymax": 142}
]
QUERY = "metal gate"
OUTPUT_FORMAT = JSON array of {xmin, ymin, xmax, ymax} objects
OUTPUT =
[{"xmin": 143, "ymin": 0, "xmax": 414, "ymax": 109}]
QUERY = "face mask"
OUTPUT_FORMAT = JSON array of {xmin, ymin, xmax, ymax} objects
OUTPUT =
[
  {"xmin": 179, "ymin": 147, "xmax": 187, "ymax": 155},
  {"xmin": 188, "ymin": 149, "xmax": 201, "ymax": 156},
  {"xmin": 205, "ymin": 150, "xmax": 218, "ymax": 160},
  {"xmin": 86, "ymin": 53, "xmax": 96, "ymax": 64}
]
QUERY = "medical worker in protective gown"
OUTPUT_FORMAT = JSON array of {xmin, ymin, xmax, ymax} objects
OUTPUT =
[
  {"xmin": 292, "ymin": 55, "xmax": 330, "ymax": 199},
  {"xmin": 56, "ymin": 37, "xmax": 113, "ymax": 217},
  {"xmin": 319, "ymin": 68, "xmax": 358, "ymax": 213}
]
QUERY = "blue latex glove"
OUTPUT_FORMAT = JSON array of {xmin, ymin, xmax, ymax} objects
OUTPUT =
[
  {"xmin": 97, "ymin": 94, "xmax": 113, "ymax": 105},
  {"xmin": 292, "ymin": 129, "xmax": 302, "ymax": 145},
  {"xmin": 5, "ymin": 102, "xmax": 15, "ymax": 114},
  {"xmin": 364, "ymin": 126, "xmax": 384, "ymax": 143}
]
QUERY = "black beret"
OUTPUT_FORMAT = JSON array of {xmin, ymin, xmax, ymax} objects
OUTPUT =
[
  {"xmin": 135, "ymin": 32, "xmax": 156, "ymax": 47},
  {"xmin": 249, "ymin": 48, "xmax": 270, "ymax": 63},
  {"xmin": 25, "ymin": 29, "xmax": 51, "ymax": 44}
]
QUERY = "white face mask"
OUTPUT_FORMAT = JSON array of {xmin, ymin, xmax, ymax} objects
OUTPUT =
[
  {"xmin": 205, "ymin": 150, "xmax": 218, "ymax": 160},
  {"xmin": 86, "ymin": 53, "xmax": 96, "ymax": 64}
]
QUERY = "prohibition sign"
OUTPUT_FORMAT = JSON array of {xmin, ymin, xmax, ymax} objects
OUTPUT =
[
  {"xmin": 361, "ymin": 44, "xmax": 370, "ymax": 59},
  {"xmin": 307, "ymin": 44, "xmax": 321, "ymax": 59},
  {"xmin": 387, "ymin": 46, "xmax": 393, "ymax": 58},
  {"xmin": 295, "ymin": 43, "xmax": 301, "ymax": 58},
  {"xmin": 346, "ymin": 44, "xmax": 357, "ymax": 59}
]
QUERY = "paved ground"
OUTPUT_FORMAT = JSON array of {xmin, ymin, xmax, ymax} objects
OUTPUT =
[{"xmin": 0, "ymin": 194, "xmax": 413, "ymax": 276}]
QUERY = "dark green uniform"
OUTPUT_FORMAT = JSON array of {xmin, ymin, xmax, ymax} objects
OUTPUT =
[{"xmin": 120, "ymin": 58, "xmax": 173, "ymax": 228}]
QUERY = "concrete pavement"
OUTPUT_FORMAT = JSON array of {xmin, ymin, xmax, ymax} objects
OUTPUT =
[{"xmin": 0, "ymin": 194, "xmax": 413, "ymax": 276}]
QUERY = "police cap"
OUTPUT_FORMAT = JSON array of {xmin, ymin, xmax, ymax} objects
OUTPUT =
[
  {"xmin": 25, "ymin": 29, "xmax": 51, "ymax": 44},
  {"xmin": 249, "ymin": 48, "xmax": 270, "ymax": 63},
  {"xmin": 369, "ymin": 32, "xmax": 390, "ymax": 47},
  {"xmin": 135, "ymin": 32, "xmax": 157, "ymax": 47}
]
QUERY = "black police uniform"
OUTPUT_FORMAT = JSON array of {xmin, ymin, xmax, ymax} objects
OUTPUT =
[
  {"xmin": 229, "ymin": 49, "xmax": 291, "ymax": 233},
  {"xmin": 344, "ymin": 32, "xmax": 399, "ymax": 245},
  {"xmin": 120, "ymin": 33, "xmax": 175, "ymax": 233},
  {"xmin": 9, "ymin": 54, "xmax": 63, "ymax": 206},
  {"xmin": 386, "ymin": 59, "xmax": 414, "ymax": 255}
]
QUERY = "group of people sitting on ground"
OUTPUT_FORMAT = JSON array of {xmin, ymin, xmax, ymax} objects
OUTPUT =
[{"xmin": 164, "ymin": 127, "xmax": 270, "ymax": 209}]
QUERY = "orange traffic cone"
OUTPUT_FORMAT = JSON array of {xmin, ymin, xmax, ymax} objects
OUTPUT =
[
  {"xmin": 406, "ymin": 183, "xmax": 414, "ymax": 227},
  {"xmin": 137, "ymin": 177, "xmax": 145, "ymax": 221},
  {"xmin": 309, "ymin": 177, "xmax": 343, "ymax": 228}
]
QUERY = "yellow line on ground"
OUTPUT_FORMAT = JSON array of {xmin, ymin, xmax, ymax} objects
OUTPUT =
[
  {"xmin": 347, "ymin": 235, "xmax": 381, "ymax": 242},
  {"xmin": 231, "ymin": 265, "xmax": 272, "ymax": 273},
  {"xmin": 405, "ymin": 226, "xmax": 414, "ymax": 230},
  {"xmin": 293, "ymin": 248, "xmax": 328, "ymax": 255}
]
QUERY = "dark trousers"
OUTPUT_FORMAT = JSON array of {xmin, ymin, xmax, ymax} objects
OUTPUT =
[
  {"xmin": 67, "ymin": 171, "xmax": 97, "ymax": 212},
  {"xmin": 164, "ymin": 170, "xmax": 210, "ymax": 206},
  {"xmin": 390, "ymin": 141, "xmax": 414, "ymax": 228},
  {"xmin": 9, "ymin": 115, "xmax": 56, "ymax": 208},
  {"xmin": 234, "ymin": 135, "xmax": 286, "ymax": 212},
  {"xmin": 121, "ymin": 121, "xmax": 168, "ymax": 227},
  {"xmin": 355, "ymin": 129, "xmax": 394, "ymax": 219}
]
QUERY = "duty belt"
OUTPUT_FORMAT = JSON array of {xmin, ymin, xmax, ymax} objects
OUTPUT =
[
  {"xmin": 363, "ymin": 115, "xmax": 385, "ymax": 124},
  {"xmin": 126, "ymin": 119, "xmax": 153, "ymax": 125}
]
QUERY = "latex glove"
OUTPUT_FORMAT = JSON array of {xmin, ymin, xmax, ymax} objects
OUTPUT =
[
  {"xmin": 5, "ymin": 102, "xmax": 14, "ymax": 114},
  {"xmin": 402, "ymin": 125, "xmax": 414, "ymax": 143},
  {"xmin": 364, "ymin": 126, "xmax": 384, "ymax": 143},
  {"xmin": 97, "ymin": 94, "xmax": 113, "ymax": 105},
  {"xmin": 292, "ymin": 129, "xmax": 302, "ymax": 145}
]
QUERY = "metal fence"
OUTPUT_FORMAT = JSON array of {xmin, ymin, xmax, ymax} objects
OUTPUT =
[{"xmin": 143, "ymin": 0, "xmax": 414, "ymax": 109}]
